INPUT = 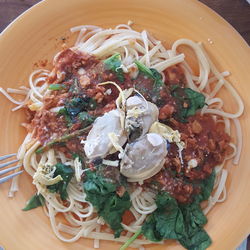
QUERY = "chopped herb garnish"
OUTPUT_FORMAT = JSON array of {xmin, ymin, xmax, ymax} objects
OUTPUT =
[{"xmin": 65, "ymin": 96, "xmax": 96, "ymax": 117}]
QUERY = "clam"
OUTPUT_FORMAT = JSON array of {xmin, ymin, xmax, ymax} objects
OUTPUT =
[
  {"xmin": 125, "ymin": 96, "xmax": 159, "ymax": 141},
  {"xmin": 84, "ymin": 109, "xmax": 126, "ymax": 159},
  {"xmin": 120, "ymin": 133, "xmax": 168, "ymax": 182}
]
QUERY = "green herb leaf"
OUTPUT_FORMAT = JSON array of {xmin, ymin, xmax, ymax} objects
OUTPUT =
[
  {"xmin": 135, "ymin": 60, "xmax": 154, "ymax": 77},
  {"xmin": 22, "ymin": 193, "xmax": 45, "ymax": 211},
  {"xmin": 48, "ymin": 84, "xmax": 66, "ymax": 91},
  {"xmin": 134, "ymin": 60, "xmax": 164, "ymax": 89},
  {"xmin": 47, "ymin": 163, "xmax": 74, "ymax": 200},
  {"xmin": 171, "ymin": 86, "xmax": 206, "ymax": 122},
  {"xmin": 83, "ymin": 170, "xmax": 131, "ymax": 238},
  {"xmin": 104, "ymin": 53, "xmax": 124, "ymax": 82},
  {"xmin": 156, "ymin": 192, "xmax": 185, "ymax": 239}
]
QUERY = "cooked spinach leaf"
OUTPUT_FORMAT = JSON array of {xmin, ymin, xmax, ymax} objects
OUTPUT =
[
  {"xmin": 66, "ymin": 96, "xmax": 96, "ymax": 117},
  {"xmin": 104, "ymin": 53, "xmax": 124, "ymax": 82},
  {"xmin": 134, "ymin": 60, "xmax": 164, "ymax": 89},
  {"xmin": 22, "ymin": 193, "xmax": 45, "ymax": 211},
  {"xmin": 58, "ymin": 107, "xmax": 72, "ymax": 126},
  {"xmin": 197, "ymin": 170, "xmax": 216, "ymax": 202},
  {"xmin": 58, "ymin": 96, "xmax": 96, "ymax": 127},
  {"xmin": 142, "ymin": 192, "xmax": 185, "ymax": 242},
  {"xmin": 171, "ymin": 86, "xmax": 205, "ymax": 122},
  {"xmin": 179, "ymin": 200, "xmax": 211, "ymax": 250},
  {"xmin": 179, "ymin": 228, "xmax": 211, "ymax": 250},
  {"xmin": 78, "ymin": 111, "xmax": 96, "ymax": 127},
  {"xmin": 83, "ymin": 170, "xmax": 131, "ymax": 238},
  {"xmin": 47, "ymin": 163, "xmax": 74, "ymax": 200},
  {"xmin": 141, "ymin": 174, "xmax": 214, "ymax": 250}
]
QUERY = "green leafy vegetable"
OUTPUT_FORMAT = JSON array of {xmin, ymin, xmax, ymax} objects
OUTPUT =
[
  {"xmin": 83, "ymin": 170, "xmax": 131, "ymax": 238},
  {"xmin": 197, "ymin": 170, "xmax": 216, "ymax": 202},
  {"xmin": 58, "ymin": 107, "xmax": 72, "ymax": 126},
  {"xmin": 65, "ymin": 97, "xmax": 96, "ymax": 117},
  {"xmin": 104, "ymin": 53, "xmax": 124, "ymax": 82},
  {"xmin": 141, "ymin": 171, "xmax": 215, "ymax": 250},
  {"xmin": 78, "ymin": 111, "xmax": 96, "ymax": 127},
  {"xmin": 141, "ymin": 213, "xmax": 164, "ymax": 242},
  {"xmin": 48, "ymin": 84, "xmax": 66, "ymax": 91},
  {"xmin": 179, "ymin": 201, "xmax": 211, "ymax": 250},
  {"xmin": 58, "ymin": 97, "xmax": 96, "ymax": 127},
  {"xmin": 134, "ymin": 60, "xmax": 164, "ymax": 89},
  {"xmin": 47, "ymin": 163, "xmax": 74, "ymax": 200},
  {"xmin": 142, "ymin": 192, "xmax": 185, "ymax": 242},
  {"xmin": 22, "ymin": 193, "xmax": 45, "ymax": 211},
  {"xmin": 171, "ymin": 86, "xmax": 206, "ymax": 122},
  {"xmin": 179, "ymin": 228, "xmax": 211, "ymax": 250}
]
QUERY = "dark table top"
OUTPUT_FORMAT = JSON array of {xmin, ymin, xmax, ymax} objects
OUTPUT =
[{"xmin": 0, "ymin": 0, "xmax": 250, "ymax": 44}]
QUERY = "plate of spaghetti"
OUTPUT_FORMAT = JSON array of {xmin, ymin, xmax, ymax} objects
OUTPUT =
[{"xmin": 0, "ymin": 0, "xmax": 249, "ymax": 249}]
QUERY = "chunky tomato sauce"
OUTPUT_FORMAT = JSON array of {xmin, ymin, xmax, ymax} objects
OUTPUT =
[{"xmin": 28, "ymin": 48, "xmax": 230, "ymax": 203}]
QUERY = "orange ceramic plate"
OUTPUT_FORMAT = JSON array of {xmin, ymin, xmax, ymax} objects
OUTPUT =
[{"xmin": 0, "ymin": 0, "xmax": 249, "ymax": 249}]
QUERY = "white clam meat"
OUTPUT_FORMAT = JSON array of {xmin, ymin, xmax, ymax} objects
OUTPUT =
[
  {"xmin": 125, "ymin": 96, "xmax": 159, "ymax": 140},
  {"xmin": 84, "ymin": 109, "xmax": 126, "ymax": 159},
  {"xmin": 120, "ymin": 133, "xmax": 168, "ymax": 182}
]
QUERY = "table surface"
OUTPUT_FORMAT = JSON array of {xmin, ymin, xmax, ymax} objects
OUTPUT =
[
  {"xmin": 0, "ymin": 0, "xmax": 249, "ymax": 249},
  {"xmin": 0, "ymin": 0, "xmax": 250, "ymax": 44}
]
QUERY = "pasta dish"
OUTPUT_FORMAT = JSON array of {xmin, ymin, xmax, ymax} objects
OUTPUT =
[{"xmin": 0, "ymin": 23, "xmax": 243, "ymax": 249}]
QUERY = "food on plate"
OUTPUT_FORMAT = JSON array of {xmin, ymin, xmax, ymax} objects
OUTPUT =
[{"xmin": 0, "ymin": 23, "xmax": 243, "ymax": 249}]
